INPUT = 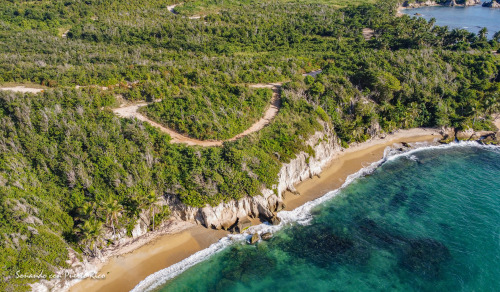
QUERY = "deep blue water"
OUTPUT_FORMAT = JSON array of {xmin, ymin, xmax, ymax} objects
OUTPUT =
[
  {"xmin": 135, "ymin": 144, "xmax": 500, "ymax": 292},
  {"xmin": 403, "ymin": 2, "xmax": 500, "ymax": 36}
]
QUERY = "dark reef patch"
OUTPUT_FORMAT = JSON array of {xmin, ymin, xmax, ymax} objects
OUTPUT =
[{"xmin": 399, "ymin": 238, "xmax": 451, "ymax": 280}]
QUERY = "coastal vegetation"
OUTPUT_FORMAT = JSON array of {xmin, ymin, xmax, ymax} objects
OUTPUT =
[
  {"xmin": 140, "ymin": 85, "xmax": 273, "ymax": 140},
  {"xmin": 0, "ymin": 0, "xmax": 499, "ymax": 290}
]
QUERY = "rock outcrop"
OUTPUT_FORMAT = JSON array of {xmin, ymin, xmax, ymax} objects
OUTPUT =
[
  {"xmin": 261, "ymin": 232, "xmax": 273, "ymax": 241},
  {"xmin": 402, "ymin": 0, "xmax": 438, "ymax": 8},
  {"xmin": 443, "ymin": 0, "xmax": 458, "ymax": 6},
  {"xmin": 439, "ymin": 127, "xmax": 500, "ymax": 145},
  {"xmin": 166, "ymin": 122, "xmax": 340, "ymax": 230},
  {"xmin": 250, "ymin": 233, "xmax": 260, "ymax": 244},
  {"xmin": 402, "ymin": 0, "xmax": 481, "ymax": 8},
  {"xmin": 482, "ymin": 0, "xmax": 500, "ymax": 8},
  {"xmin": 465, "ymin": 0, "xmax": 481, "ymax": 6}
]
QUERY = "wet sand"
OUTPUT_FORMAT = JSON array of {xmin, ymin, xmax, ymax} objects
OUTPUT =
[
  {"xmin": 70, "ymin": 227, "xmax": 228, "ymax": 292},
  {"xmin": 69, "ymin": 128, "xmax": 441, "ymax": 292}
]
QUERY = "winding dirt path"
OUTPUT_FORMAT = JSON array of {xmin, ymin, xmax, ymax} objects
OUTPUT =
[{"xmin": 113, "ymin": 83, "xmax": 282, "ymax": 146}]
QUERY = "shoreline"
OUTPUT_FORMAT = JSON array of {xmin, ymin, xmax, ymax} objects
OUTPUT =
[
  {"xmin": 282, "ymin": 128, "xmax": 440, "ymax": 210},
  {"xmin": 69, "ymin": 226, "xmax": 228, "ymax": 292},
  {"xmin": 68, "ymin": 128, "xmax": 442, "ymax": 292}
]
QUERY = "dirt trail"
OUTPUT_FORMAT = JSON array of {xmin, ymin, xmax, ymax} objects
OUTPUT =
[
  {"xmin": 0, "ymin": 86, "xmax": 44, "ymax": 94},
  {"xmin": 168, "ymin": 3, "xmax": 203, "ymax": 19},
  {"xmin": 303, "ymin": 69, "xmax": 322, "ymax": 77},
  {"xmin": 114, "ymin": 70, "xmax": 322, "ymax": 146},
  {"xmin": 113, "ymin": 83, "xmax": 282, "ymax": 146},
  {"xmin": 167, "ymin": 4, "xmax": 178, "ymax": 13}
]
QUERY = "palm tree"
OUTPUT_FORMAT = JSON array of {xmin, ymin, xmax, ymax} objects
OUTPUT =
[
  {"xmin": 104, "ymin": 198, "xmax": 123, "ymax": 235},
  {"xmin": 146, "ymin": 191, "xmax": 161, "ymax": 231},
  {"xmin": 79, "ymin": 201, "xmax": 98, "ymax": 219},
  {"xmin": 77, "ymin": 217, "xmax": 104, "ymax": 257}
]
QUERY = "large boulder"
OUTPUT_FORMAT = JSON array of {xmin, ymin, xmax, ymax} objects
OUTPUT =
[
  {"xmin": 438, "ymin": 134, "xmax": 455, "ymax": 144},
  {"xmin": 261, "ymin": 232, "xmax": 273, "ymax": 241},
  {"xmin": 233, "ymin": 216, "xmax": 252, "ymax": 233},
  {"xmin": 270, "ymin": 215, "xmax": 281, "ymax": 225},
  {"xmin": 267, "ymin": 195, "xmax": 285, "ymax": 212},
  {"xmin": 250, "ymin": 233, "xmax": 260, "ymax": 244},
  {"xmin": 455, "ymin": 129, "xmax": 474, "ymax": 141}
]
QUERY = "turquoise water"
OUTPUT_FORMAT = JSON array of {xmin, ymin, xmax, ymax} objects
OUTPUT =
[
  {"xmin": 403, "ymin": 2, "xmax": 500, "ymax": 37},
  {"xmin": 138, "ymin": 145, "xmax": 500, "ymax": 292}
]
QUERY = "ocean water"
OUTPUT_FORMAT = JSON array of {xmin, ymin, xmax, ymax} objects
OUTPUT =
[
  {"xmin": 402, "ymin": 2, "xmax": 500, "ymax": 37},
  {"xmin": 134, "ymin": 144, "xmax": 500, "ymax": 292}
]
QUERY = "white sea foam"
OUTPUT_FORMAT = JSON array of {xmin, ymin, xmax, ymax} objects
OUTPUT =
[{"xmin": 131, "ymin": 141, "xmax": 498, "ymax": 292}]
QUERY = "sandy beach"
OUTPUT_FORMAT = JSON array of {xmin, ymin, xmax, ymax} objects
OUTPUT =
[
  {"xmin": 283, "ymin": 128, "xmax": 440, "ymax": 210},
  {"xmin": 70, "ymin": 227, "xmax": 228, "ymax": 292},
  {"xmin": 68, "ymin": 128, "xmax": 441, "ymax": 292}
]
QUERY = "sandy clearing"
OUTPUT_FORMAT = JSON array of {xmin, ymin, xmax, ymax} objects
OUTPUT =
[
  {"xmin": 113, "ymin": 83, "xmax": 282, "ymax": 147},
  {"xmin": 302, "ymin": 69, "xmax": 322, "ymax": 77},
  {"xmin": 362, "ymin": 28, "xmax": 374, "ymax": 40},
  {"xmin": 167, "ymin": 4, "xmax": 178, "ymax": 13},
  {"xmin": 0, "ymin": 86, "xmax": 44, "ymax": 94}
]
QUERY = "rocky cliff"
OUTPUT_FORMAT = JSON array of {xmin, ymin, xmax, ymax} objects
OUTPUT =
[
  {"xmin": 166, "ymin": 122, "xmax": 340, "ymax": 230},
  {"xmin": 31, "ymin": 122, "xmax": 340, "ymax": 291}
]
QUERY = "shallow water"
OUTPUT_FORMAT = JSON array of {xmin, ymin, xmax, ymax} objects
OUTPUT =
[
  {"xmin": 403, "ymin": 2, "xmax": 500, "ymax": 36},
  {"xmin": 137, "ymin": 144, "xmax": 500, "ymax": 292}
]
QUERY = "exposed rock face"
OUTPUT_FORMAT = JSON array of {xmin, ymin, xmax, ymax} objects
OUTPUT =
[
  {"xmin": 443, "ymin": 0, "xmax": 458, "ymax": 6},
  {"xmin": 402, "ymin": 0, "xmax": 481, "ymax": 8},
  {"xmin": 465, "ymin": 0, "xmax": 481, "ymax": 6},
  {"xmin": 167, "ymin": 122, "xmax": 340, "ymax": 230},
  {"xmin": 482, "ymin": 0, "xmax": 500, "ymax": 8},
  {"xmin": 270, "ymin": 215, "xmax": 281, "ymax": 225},
  {"xmin": 402, "ymin": 0, "xmax": 438, "ymax": 8}
]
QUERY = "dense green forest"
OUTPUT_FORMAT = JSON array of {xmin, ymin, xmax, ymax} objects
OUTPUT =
[
  {"xmin": 0, "ymin": 0, "xmax": 499, "ymax": 290},
  {"xmin": 140, "ymin": 85, "xmax": 273, "ymax": 140}
]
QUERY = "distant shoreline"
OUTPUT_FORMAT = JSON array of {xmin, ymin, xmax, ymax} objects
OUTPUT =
[{"xmin": 397, "ymin": 0, "xmax": 484, "ymax": 16}]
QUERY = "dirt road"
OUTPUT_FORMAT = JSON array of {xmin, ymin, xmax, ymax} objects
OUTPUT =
[{"xmin": 113, "ymin": 83, "xmax": 282, "ymax": 146}]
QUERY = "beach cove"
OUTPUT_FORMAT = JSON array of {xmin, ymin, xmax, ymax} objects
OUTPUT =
[
  {"xmin": 69, "ymin": 128, "xmax": 443, "ymax": 292},
  {"xmin": 149, "ymin": 142, "xmax": 500, "ymax": 291}
]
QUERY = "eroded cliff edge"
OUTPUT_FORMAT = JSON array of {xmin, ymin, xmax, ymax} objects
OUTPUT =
[{"xmin": 166, "ymin": 121, "xmax": 340, "ymax": 230}]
